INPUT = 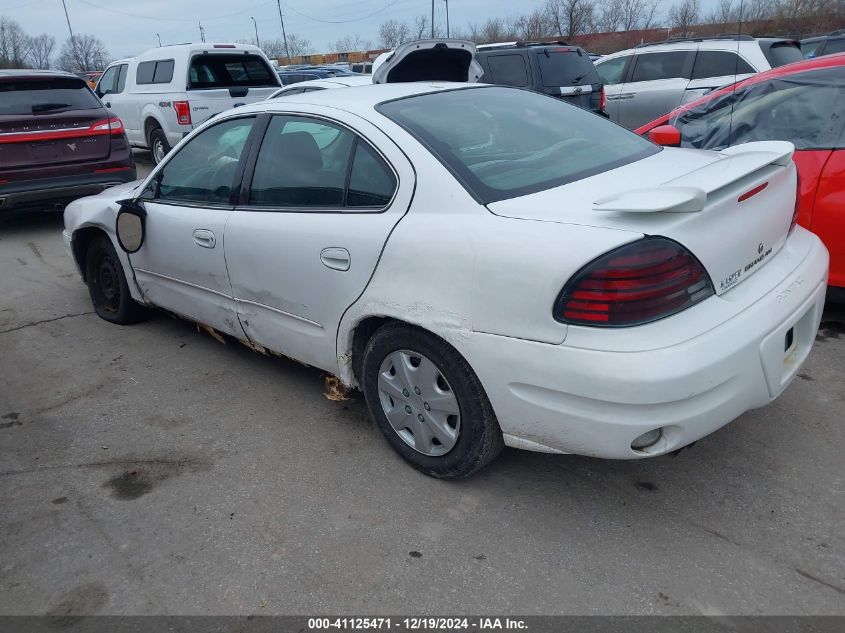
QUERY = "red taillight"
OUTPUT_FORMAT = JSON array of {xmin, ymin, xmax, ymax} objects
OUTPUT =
[
  {"xmin": 599, "ymin": 86, "xmax": 606, "ymax": 113},
  {"xmin": 554, "ymin": 237, "xmax": 714, "ymax": 327},
  {"xmin": 89, "ymin": 117, "xmax": 124, "ymax": 135},
  {"xmin": 790, "ymin": 170, "xmax": 801, "ymax": 233},
  {"xmin": 174, "ymin": 101, "xmax": 192, "ymax": 125}
]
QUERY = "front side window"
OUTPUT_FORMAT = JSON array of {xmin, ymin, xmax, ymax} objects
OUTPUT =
[
  {"xmin": 485, "ymin": 54, "xmax": 530, "ymax": 87},
  {"xmin": 379, "ymin": 86, "xmax": 658, "ymax": 204},
  {"xmin": 248, "ymin": 115, "xmax": 395, "ymax": 209},
  {"xmin": 630, "ymin": 51, "xmax": 692, "ymax": 82},
  {"xmin": 596, "ymin": 55, "xmax": 630, "ymax": 85},
  {"xmin": 98, "ymin": 66, "xmax": 118, "ymax": 95},
  {"xmin": 671, "ymin": 68, "xmax": 845, "ymax": 150},
  {"xmin": 824, "ymin": 38, "xmax": 845, "ymax": 55},
  {"xmin": 157, "ymin": 117, "xmax": 255, "ymax": 205}
]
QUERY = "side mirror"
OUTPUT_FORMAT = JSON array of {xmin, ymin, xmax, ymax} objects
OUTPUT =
[
  {"xmin": 115, "ymin": 199, "xmax": 146, "ymax": 253},
  {"xmin": 647, "ymin": 124, "xmax": 682, "ymax": 147}
]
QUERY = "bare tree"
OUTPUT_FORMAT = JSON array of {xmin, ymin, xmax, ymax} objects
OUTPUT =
[
  {"xmin": 708, "ymin": 0, "xmax": 735, "ymax": 23},
  {"xmin": 547, "ymin": 0, "xmax": 595, "ymax": 38},
  {"xmin": 57, "ymin": 34, "xmax": 109, "ymax": 73},
  {"xmin": 0, "ymin": 16, "xmax": 29, "ymax": 68},
  {"xmin": 379, "ymin": 19, "xmax": 411, "ymax": 48},
  {"xmin": 26, "ymin": 33, "xmax": 55, "ymax": 69},
  {"xmin": 511, "ymin": 7, "xmax": 555, "ymax": 40},
  {"xmin": 412, "ymin": 15, "xmax": 430, "ymax": 39},
  {"xmin": 329, "ymin": 34, "xmax": 373, "ymax": 53},
  {"xmin": 286, "ymin": 33, "xmax": 312, "ymax": 58},
  {"xmin": 668, "ymin": 0, "xmax": 701, "ymax": 36},
  {"xmin": 595, "ymin": 0, "xmax": 623, "ymax": 31}
]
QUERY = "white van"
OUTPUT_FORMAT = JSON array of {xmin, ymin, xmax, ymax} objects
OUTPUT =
[{"xmin": 95, "ymin": 43, "xmax": 281, "ymax": 163}]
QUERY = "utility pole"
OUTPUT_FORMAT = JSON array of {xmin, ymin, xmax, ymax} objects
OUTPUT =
[
  {"xmin": 251, "ymin": 17, "xmax": 260, "ymax": 49},
  {"xmin": 276, "ymin": 0, "xmax": 291, "ymax": 64},
  {"xmin": 444, "ymin": 0, "xmax": 449, "ymax": 37},
  {"xmin": 198, "ymin": 22, "xmax": 206, "ymax": 43},
  {"xmin": 156, "ymin": 33, "xmax": 162, "ymax": 47},
  {"xmin": 430, "ymin": 0, "xmax": 434, "ymax": 38},
  {"xmin": 60, "ymin": 0, "xmax": 82, "ymax": 70}
]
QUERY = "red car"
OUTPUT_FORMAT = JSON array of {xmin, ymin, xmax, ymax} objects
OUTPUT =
[{"xmin": 636, "ymin": 53, "xmax": 845, "ymax": 297}]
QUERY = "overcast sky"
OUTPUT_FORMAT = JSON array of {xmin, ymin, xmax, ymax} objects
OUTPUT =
[{"xmin": 2, "ymin": 0, "xmax": 722, "ymax": 60}]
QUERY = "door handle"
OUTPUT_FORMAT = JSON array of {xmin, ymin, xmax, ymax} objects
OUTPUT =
[
  {"xmin": 192, "ymin": 229, "xmax": 216, "ymax": 249},
  {"xmin": 320, "ymin": 247, "xmax": 350, "ymax": 271}
]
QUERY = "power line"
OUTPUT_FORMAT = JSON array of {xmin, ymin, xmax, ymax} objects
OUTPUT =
[
  {"xmin": 72, "ymin": 0, "xmax": 276, "ymax": 23},
  {"xmin": 284, "ymin": 0, "xmax": 406, "ymax": 25}
]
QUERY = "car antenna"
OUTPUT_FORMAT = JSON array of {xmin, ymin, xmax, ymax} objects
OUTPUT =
[{"xmin": 728, "ymin": 0, "xmax": 745, "ymax": 147}]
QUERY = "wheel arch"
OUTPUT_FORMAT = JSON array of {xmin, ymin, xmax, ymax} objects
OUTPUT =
[
  {"xmin": 71, "ymin": 225, "xmax": 112, "ymax": 284},
  {"xmin": 143, "ymin": 112, "xmax": 166, "ymax": 146}
]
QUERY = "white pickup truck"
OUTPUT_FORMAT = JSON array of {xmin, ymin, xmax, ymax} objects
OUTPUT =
[{"xmin": 95, "ymin": 43, "xmax": 281, "ymax": 163}]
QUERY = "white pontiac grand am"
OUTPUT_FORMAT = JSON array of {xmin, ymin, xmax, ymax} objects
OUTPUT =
[{"xmin": 63, "ymin": 40, "xmax": 829, "ymax": 478}]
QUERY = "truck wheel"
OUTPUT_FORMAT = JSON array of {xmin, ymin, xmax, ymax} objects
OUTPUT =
[{"xmin": 149, "ymin": 127, "xmax": 171, "ymax": 164}]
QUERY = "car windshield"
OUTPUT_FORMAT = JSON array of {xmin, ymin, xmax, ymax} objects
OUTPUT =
[
  {"xmin": 378, "ymin": 86, "xmax": 658, "ymax": 203},
  {"xmin": 0, "ymin": 77, "xmax": 100, "ymax": 115}
]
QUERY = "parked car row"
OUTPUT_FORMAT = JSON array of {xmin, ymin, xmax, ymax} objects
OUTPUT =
[{"xmin": 56, "ymin": 39, "xmax": 831, "ymax": 478}]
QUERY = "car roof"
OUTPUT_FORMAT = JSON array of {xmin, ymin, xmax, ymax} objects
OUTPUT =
[
  {"xmin": 135, "ymin": 42, "xmax": 263, "ymax": 61},
  {"xmin": 0, "ymin": 69, "xmax": 83, "ymax": 80},
  {"xmin": 243, "ymin": 81, "xmax": 485, "ymax": 115},
  {"xmin": 274, "ymin": 76, "xmax": 371, "ymax": 92}
]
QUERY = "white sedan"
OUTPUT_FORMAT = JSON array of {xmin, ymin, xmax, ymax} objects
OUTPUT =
[{"xmin": 63, "ymin": 43, "xmax": 828, "ymax": 478}]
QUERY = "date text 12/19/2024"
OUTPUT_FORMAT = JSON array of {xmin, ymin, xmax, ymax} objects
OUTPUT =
[{"xmin": 307, "ymin": 618, "xmax": 528, "ymax": 630}]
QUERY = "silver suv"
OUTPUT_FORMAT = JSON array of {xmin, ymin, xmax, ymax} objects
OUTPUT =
[{"xmin": 595, "ymin": 35, "xmax": 802, "ymax": 129}]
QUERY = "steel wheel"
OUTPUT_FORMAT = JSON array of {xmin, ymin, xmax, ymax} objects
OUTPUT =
[
  {"xmin": 91, "ymin": 251, "xmax": 121, "ymax": 315},
  {"xmin": 377, "ymin": 349, "xmax": 460, "ymax": 456}
]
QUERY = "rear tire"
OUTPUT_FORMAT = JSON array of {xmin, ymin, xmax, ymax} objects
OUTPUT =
[
  {"xmin": 85, "ymin": 236, "xmax": 149, "ymax": 325},
  {"xmin": 361, "ymin": 322, "xmax": 504, "ymax": 479},
  {"xmin": 149, "ymin": 127, "xmax": 171, "ymax": 164}
]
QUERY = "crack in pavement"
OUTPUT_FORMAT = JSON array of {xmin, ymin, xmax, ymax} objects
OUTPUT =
[{"xmin": 0, "ymin": 311, "xmax": 94, "ymax": 334}]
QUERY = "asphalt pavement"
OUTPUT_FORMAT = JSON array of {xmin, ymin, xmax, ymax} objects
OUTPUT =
[{"xmin": 1, "ymin": 151, "xmax": 843, "ymax": 615}]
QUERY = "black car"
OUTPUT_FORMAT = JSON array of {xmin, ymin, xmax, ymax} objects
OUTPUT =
[
  {"xmin": 475, "ymin": 41, "xmax": 605, "ymax": 114},
  {"xmin": 802, "ymin": 30, "xmax": 845, "ymax": 58},
  {"xmin": 0, "ymin": 70, "xmax": 136, "ymax": 214}
]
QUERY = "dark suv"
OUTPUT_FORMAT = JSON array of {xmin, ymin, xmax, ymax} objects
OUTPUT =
[
  {"xmin": 0, "ymin": 70, "xmax": 135, "ymax": 214},
  {"xmin": 475, "ymin": 42, "xmax": 605, "ymax": 114}
]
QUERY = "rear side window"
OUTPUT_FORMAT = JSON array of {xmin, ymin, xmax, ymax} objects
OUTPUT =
[
  {"xmin": 596, "ymin": 55, "xmax": 630, "ymax": 85},
  {"xmin": 347, "ymin": 143, "xmax": 396, "ymax": 207},
  {"xmin": 692, "ymin": 51, "xmax": 755, "ymax": 79},
  {"xmin": 484, "ymin": 54, "xmax": 530, "ymax": 87},
  {"xmin": 136, "ymin": 60, "xmax": 174, "ymax": 85},
  {"xmin": 536, "ymin": 50, "xmax": 599, "ymax": 86},
  {"xmin": 801, "ymin": 40, "xmax": 823, "ymax": 58},
  {"xmin": 0, "ymin": 77, "xmax": 101, "ymax": 115},
  {"xmin": 189, "ymin": 54, "xmax": 277, "ymax": 88},
  {"xmin": 379, "ymin": 86, "xmax": 658, "ymax": 204},
  {"xmin": 631, "ymin": 51, "xmax": 692, "ymax": 82},
  {"xmin": 763, "ymin": 42, "xmax": 803, "ymax": 68}
]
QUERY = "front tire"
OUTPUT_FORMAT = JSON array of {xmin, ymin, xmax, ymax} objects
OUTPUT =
[
  {"xmin": 85, "ymin": 236, "xmax": 149, "ymax": 324},
  {"xmin": 149, "ymin": 127, "xmax": 171, "ymax": 165},
  {"xmin": 362, "ymin": 322, "xmax": 504, "ymax": 479}
]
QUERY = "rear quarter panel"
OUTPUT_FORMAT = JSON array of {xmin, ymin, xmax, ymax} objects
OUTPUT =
[{"xmin": 811, "ymin": 150, "xmax": 845, "ymax": 287}]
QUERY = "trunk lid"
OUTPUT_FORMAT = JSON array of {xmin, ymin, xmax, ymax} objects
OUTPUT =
[
  {"xmin": 0, "ymin": 74, "xmax": 111, "ymax": 171},
  {"xmin": 487, "ymin": 141, "xmax": 797, "ymax": 295},
  {"xmin": 372, "ymin": 39, "xmax": 483, "ymax": 84}
]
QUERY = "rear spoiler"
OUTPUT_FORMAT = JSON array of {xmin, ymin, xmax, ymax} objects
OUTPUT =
[{"xmin": 593, "ymin": 141, "xmax": 794, "ymax": 214}]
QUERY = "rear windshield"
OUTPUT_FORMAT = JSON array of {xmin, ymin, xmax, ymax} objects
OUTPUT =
[
  {"xmin": 189, "ymin": 54, "xmax": 277, "ymax": 89},
  {"xmin": 536, "ymin": 50, "xmax": 600, "ymax": 86},
  {"xmin": 763, "ymin": 42, "xmax": 804, "ymax": 68},
  {"xmin": 0, "ymin": 77, "xmax": 100, "ymax": 115},
  {"xmin": 378, "ymin": 86, "xmax": 658, "ymax": 204}
]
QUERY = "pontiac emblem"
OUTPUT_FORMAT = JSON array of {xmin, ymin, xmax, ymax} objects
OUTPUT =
[{"xmin": 758, "ymin": 242, "xmax": 764, "ymax": 254}]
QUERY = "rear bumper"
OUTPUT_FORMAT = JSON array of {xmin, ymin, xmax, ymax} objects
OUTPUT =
[
  {"xmin": 0, "ymin": 170, "xmax": 136, "ymax": 213},
  {"xmin": 466, "ymin": 228, "xmax": 829, "ymax": 458}
]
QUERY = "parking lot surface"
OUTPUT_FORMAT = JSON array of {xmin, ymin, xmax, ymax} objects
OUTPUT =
[{"xmin": 1, "ymin": 152, "xmax": 844, "ymax": 615}]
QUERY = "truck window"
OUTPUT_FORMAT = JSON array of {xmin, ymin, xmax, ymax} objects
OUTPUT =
[
  {"xmin": 189, "ymin": 54, "xmax": 277, "ymax": 89},
  {"xmin": 136, "ymin": 60, "xmax": 174, "ymax": 85}
]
